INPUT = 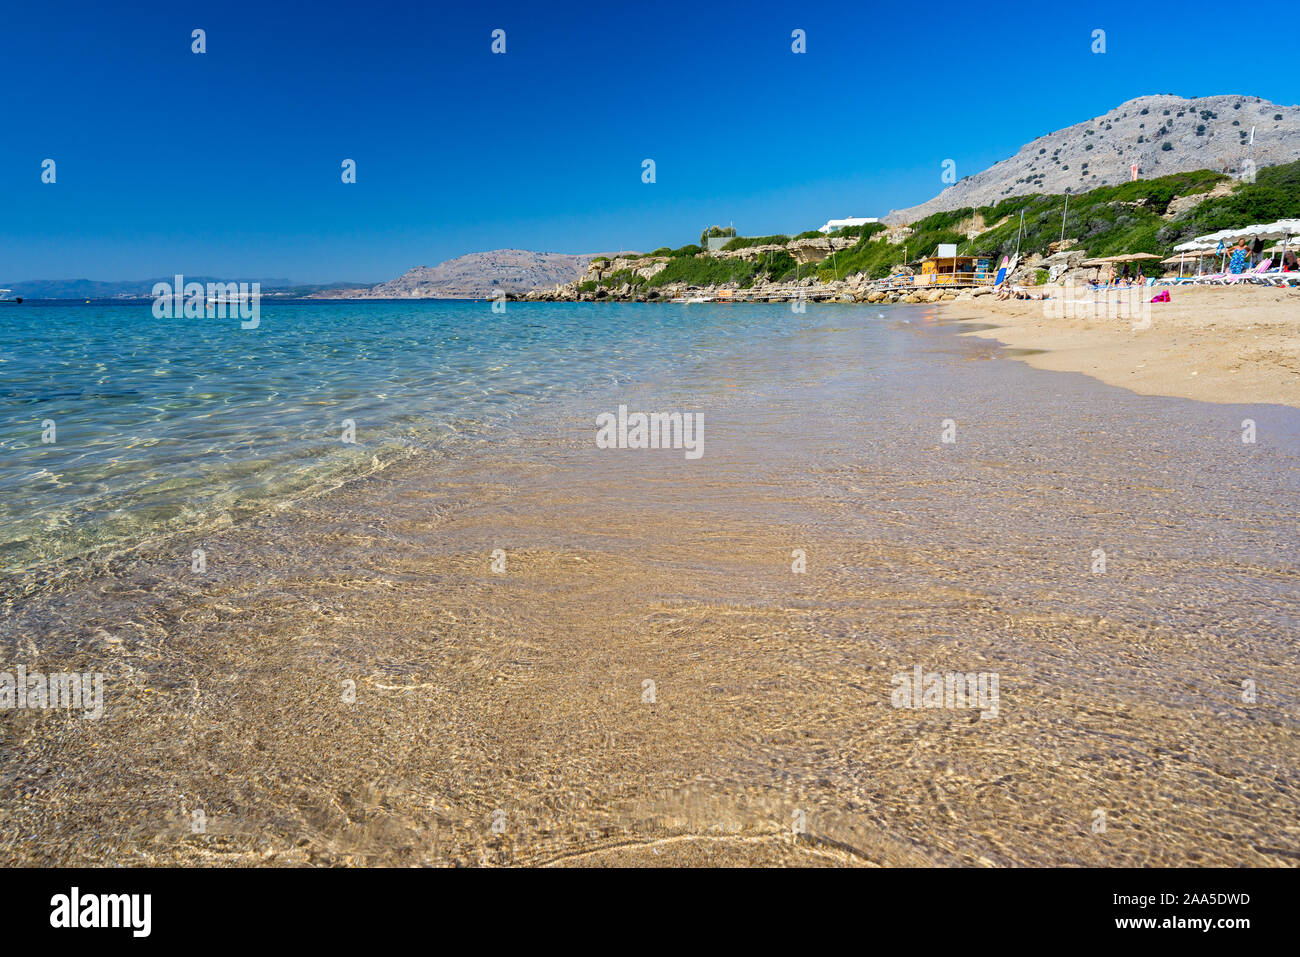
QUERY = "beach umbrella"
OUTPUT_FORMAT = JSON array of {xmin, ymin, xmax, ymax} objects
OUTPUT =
[
  {"xmin": 1194, "ymin": 228, "xmax": 1237, "ymax": 244},
  {"xmin": 1161, "ymin": 253, "xmax": 1190, "ymax": 276},
  {"xmin": 1173, "ymin": 239, "xmax": 1220, "ymax": 275},
  {"xmin": 1080, "ymin": 253, "xmax": 1161, "ymax": 266},
  {"xmin": 1193, "ymin": 219, "xmax": 1300, "ymax": 245},
  {"xmin": 1162, "ymin": 250, "xmax": 1215, "ymax": 276}
]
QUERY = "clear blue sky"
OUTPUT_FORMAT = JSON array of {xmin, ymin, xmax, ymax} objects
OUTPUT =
[{"xmin": 3, "ymin": 0, "xmax": 1296, "ymax": 283}]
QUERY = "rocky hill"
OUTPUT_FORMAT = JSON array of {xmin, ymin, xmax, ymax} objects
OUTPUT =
[
  {"xmin": 319, "ymin": 249, "xmax": 593, "ymax": 299},
  {"xmin": 885, "ymin": 94, "xmax": 1300, "ymax": 224}
]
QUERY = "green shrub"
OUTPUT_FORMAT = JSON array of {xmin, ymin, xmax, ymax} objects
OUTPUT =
[
  {"xmin": 756, "ymin": 250, "xmax": 798, "ymax": 281},
  {"xmin": 722, "ymin": 234, "xmax": 791, "ymax": 251},
  {"xmin": 828, "ymin": 223, "xmax": 886, "ymax": 240},
  {"xmin": 602, "ymin": 269, "xmax": 647, "ymax": 288},
  {"xmin": 645, "ymin": 255, "xmax": 760, "ymax": 289}
]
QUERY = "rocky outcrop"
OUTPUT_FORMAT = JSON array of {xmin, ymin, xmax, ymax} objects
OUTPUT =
[
  {"xmin": 585, "ymin": 256, "xmax": 668, "ymax": 282},
  {"xmin": 1163, "ymin": 179, "xmax": 1237, "ymax": 219},
  {"xmin": 709, "ymin": 244, "xmax": 787, "ymax": 261},
  {"xmin": 884, "ymin": 94, "xmax": 1300, "ymax": 224},
  {"xmin": 1043, "ymin": 249, "xmax": 1088, "ymax": 283},
  {"xmin": 787, "ymin": 236, "xmax": 857, "ymax": 264}
]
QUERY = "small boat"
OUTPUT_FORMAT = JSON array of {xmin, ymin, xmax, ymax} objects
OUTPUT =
[{"xmin": 0, "ymin": 289, "xmax": 21, "ymax": 304}]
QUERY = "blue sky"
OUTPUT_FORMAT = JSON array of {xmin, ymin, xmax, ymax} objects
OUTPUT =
[{"xmin": 3, "ymin": 0, "xmax": 1296, "ymax": 283}]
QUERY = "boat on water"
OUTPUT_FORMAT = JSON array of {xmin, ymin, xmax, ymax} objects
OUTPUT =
[{"xmin": 0, "ymin": 288, "xmax": 21, "ymax": 303}]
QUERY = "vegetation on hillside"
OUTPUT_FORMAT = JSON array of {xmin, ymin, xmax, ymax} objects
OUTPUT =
[
  {"xmin": 580, "ymin": 160, "xmax": 1300, "ymax": 291},
  {"xmin": 816, "ymin": 163, "xmax": 1299, "ymax": 280},
  {"xmin": 698, "ymin": 225, "xmax": 737, "ymax": 247},
  {"xmin": 721, "ymin": 234, "xmax": 791, "ymax": 251},
  {"xmin": 644, "ymin": 249, "xmax": 805, "ymax": 289}
]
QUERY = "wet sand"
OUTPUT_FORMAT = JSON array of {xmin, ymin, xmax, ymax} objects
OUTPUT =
[
  {"xmin": 1, "ymin": 306, "xmax": 1297, "ymax": 867},
  {"xmin": 944, "ymin": 284, "xmax": 1300, "ymax": 408}
]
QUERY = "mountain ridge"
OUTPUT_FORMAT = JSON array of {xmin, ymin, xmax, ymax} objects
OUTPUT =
[
  {"xmin": 313, "ymin": 249, "xmax": 594, "ymax": 299},
  {"xmin": 884, "ymin": 94, "xmax": 1300, "ymax": 224}
]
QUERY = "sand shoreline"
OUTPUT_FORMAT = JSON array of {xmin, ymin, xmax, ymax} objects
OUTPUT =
[
  {"xmin": 940, "ymin": 284, "xmax": 1300, "ymax": 408},
  {"xmin": 2, "ymin": 306, "xmax": 1296, "ymax": 867}
]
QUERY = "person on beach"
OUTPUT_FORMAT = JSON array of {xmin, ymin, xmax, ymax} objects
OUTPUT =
[
  {"xmin": 1229, "ymin": 240, "xmax": 1249, "ymax": 274},
  {"xmin": 1283, "ymin": 249, "xmax": 1299, "ymax": 272}
]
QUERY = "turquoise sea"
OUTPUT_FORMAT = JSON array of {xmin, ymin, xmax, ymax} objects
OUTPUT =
[
  {"xmin": 0, "ymin": 299, "xmax": 819, "ymax": 575},
  {"xmin": 3, "ymin": 296, "xmax": 1300, "ymax": 867}
]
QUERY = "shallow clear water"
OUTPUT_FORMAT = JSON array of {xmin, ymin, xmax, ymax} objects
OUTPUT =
[
  {"xmin": 0, "ymin": 299, "xmax": 816, "ymax": 574},
  {"xmin": 2, "ymin": 299, "xmax": 1298, "ymax": 865}
]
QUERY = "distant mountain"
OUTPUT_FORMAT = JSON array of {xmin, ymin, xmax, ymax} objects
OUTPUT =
[
  {"xmin": 314, "ymin": 249, "xmax": 594, "ymax": 299},
  {"xmin": 885, "ymin": 94, "xmax": 1300, "ymax": 224},
  {"xmin": 3, "ymin": 250, "xmax": 592, "ymax": 301},
  {"xmin": 0, "ymin": 278, "xmax": 368, "ymax": 299}
]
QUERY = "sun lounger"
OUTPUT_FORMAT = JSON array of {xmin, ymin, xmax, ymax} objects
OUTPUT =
[
  {"xmin": 1177, "ymin": 272, "xmax": 1226, "ymax": 285},
  {"xmin": 1216, "ymin": 259, "xmax": 1272, "ymax": 284},
  {"xmin": 1262, "ymin": 271, "xmax": 1300, "ymax": 288}
]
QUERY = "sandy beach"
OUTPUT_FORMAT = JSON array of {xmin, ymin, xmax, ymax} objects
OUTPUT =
[
  {"xmin": 943, "ymin": 284, "xmax": 1300, "ymax": 408},
  {"xmin": 3, "ymin": 303, "xmax": 1296, "ymax": 867}
]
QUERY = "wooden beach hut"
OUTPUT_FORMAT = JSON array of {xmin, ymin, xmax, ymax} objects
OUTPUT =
[{"xmin": 916, "ymin": 245, "xmax": 992, "ymax": 286}]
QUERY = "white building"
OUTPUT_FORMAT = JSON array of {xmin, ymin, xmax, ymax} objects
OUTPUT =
[{"xmin": 817, "ymin": 216, "xmax": 878, "ymax": 234}]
